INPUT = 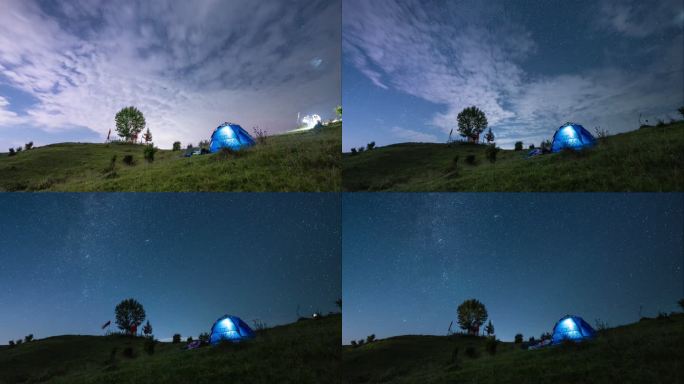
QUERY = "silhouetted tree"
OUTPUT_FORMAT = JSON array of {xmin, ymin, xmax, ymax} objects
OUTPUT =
[
  {"xmin": 114, "ymin": 298, "xmax": 146, "ymax": 335},
  {"xmin": 678, "ymin": 106, "xmax": 684, "ymax": 119},
  {"xmin": 24, "ymin": 334, "xmax": 33, "ymax": 343},
  {"xmin": 350, "ymin": 340, "xmax": 357, "ymax": 347},
  {"xmin": 350, "ymin": 148, "xmax": 357, "ymax": 155},
  {"xmin": 366, "ymin": 141, "xmax": 376, "ymax": 151},
  {"xmin": 172, "ymin": 334, "xmax": 181, "ymax": 343},
  {"xmin": 528, "ymin": 144, "xmax": 535, "ymax": 150},
  {"xmin": 485, "ymin": 144, "xmax": 499, "ymax": 163},
  {"xmin": 115, "ymin": 106, "xmax": 146, "ymax": 142},
  {"xmin": 485, "ymin": 128, "xmax": 495, "ymax": 144},
  {"xmin": 8, "ymin": 340, "xmax": 15, "ymax": 348},
  {"xmin": 143, "ymin": 320, "xmax": 153, "ymax": 337},
  {"xmin": 457, "ymin": 299, "xmax": 488, "ymax": 335},
  {"xmin": 142, "ymin": 128, "xmax": 153, "ymax": 144},
  {"xmin": 366, "ymin": 334, "xmax": 376, "ymax": 343},
  {"xmin": 336, "ymin": 298, "xmax": 342, "ymax": 310},
  {"xmin": 484, "ymin": 320, "xmax": 495, "ymax": 337},
  {"xmin": 16, "ymin": 339, "xmax": 22, "ymax": 345},
  {"xmin": 514, "ymin": 333, "xmax": 523, "ymax": 343},
  {"xmin": 24, "ymin": 141, "xmax": 33, "ymax": 150},
  {"xmin": 199, "ymin": 332, "xmax": 210, "ymax": 344},
  {"xmin": 172, "ymin": 141, "xmax": 181, "ymax": 151},
  {"xmin": 8, "ymin": 148, "xmax": 15, "ymax": 156},
  {"xmin": 457, "ymin": 106, "xmax": 488, "ymax": 142},
  {"xmin": 678, "ymin": 298, "xmax": 684, "ymax": 311},
  {"xmin": 514, "ymin": 141, "xmax": 523, "ymax": 151},
  {"xmin": 187, "ymin": 336, "xmax": 193, "ymax": 343}
]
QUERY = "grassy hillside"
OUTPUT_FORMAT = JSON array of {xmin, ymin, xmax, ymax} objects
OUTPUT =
[
  {"xmin": 343, "ymin": 313, "xmax": 684, "ymax": 384},
  {"xmin": 343, "ymin": 122, "xmax": 684, "ymax": 191},
  {"xmin": 0, "ymin": 122, "xmax": 340, "ymax": 192},
  {"xmin": 0, "ymin": 314, "xmax": 340, "ymax": 384}
]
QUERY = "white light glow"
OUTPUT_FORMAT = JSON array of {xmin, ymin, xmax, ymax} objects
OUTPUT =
[{"xmin": 301, "ymin": 114, "xmax": 322, "ymax": 129}]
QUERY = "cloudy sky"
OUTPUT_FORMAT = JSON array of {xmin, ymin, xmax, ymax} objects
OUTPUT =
[
  {"xmin": 0, "ymin": 0, "xmax": 340, "ymax": 150},
  {"xmin": 343, "ymin": 193, "xmax": 683, "ymax": 343},
  {"xmin": 343, "ymin": 0, "xmax": 684, "ymax": 150}
]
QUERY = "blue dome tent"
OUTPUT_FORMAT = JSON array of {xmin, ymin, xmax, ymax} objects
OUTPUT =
[
  {"xmin": 209, "ymin": 315, "xmax": 255, "ymax": 345},
  {"xmin": 551, "ymin": 315, "xmax": 596, "ymax": 344},
  {"xmin": 209, "ymin": 122, "xmax": 256, "ymax": 153},
  {"xmin": 551, "ymin": 123, "xmax": 596, "ymax": 152}
]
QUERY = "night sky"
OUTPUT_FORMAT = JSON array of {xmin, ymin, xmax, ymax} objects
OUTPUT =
[
  {"xmin": 0, "ymin": 193, "xmax": 340, "ymax": 344},
  {"xmin": 0, "ymin": 0, "xmax": 340, "ymax": 150},
  {"xmin": 343, "ymin": 0, "xmax": 684, "ymax": 150},
  {"xmin": 343, "ymin": 193, "xmax": 683, "ymax": 344}
]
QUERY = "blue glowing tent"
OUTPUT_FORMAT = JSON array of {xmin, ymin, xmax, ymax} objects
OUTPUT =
[
  {"xmin": 551, "ymin": 315, "xmax": 596, "ymax": 344},
  {"xmin": 551, "ymin": 123, "xmax": 596, "ymax": 152},
  {"xmin": 209, "ymin": 315, "xmax": 255, "ymax": 345},
  {"xmin": 209, "ymin": 122, "xmax": 255, "ymax": 153}
]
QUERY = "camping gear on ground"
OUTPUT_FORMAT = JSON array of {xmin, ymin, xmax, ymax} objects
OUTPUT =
[
  {"xmin": 209, "ymin": 122, "xmax": 256, "ymax": 153},
  {"xmin": 209, "ymin": 315, "xmax": 255, "ymax": 345},
  {"xmin": 550, "ymin": 123, "xmax": 596, "ymax": 152},
  {"xmin": 186, "ymin": 340, "xmax": 202, "ymax": 349},
  {"xmin": 527, "ymin": 148, "xmax": 543, "ymax": 158},
  {"xmin": 551, "ymin": 315, "xmax": 596, "ymax": 344}
]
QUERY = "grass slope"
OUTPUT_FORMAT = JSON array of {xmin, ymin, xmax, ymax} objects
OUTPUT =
[
  {"xmin": 0, "ymin": 314, "xmax": 340, "ymax": 384},
  {"xmin": 343, "ymin": 314, "xmax": 684, "ymax": 384},
  {"xmin": 0, "ymin": 122, "xmax": 340, "ymax": 192},
  {"xmin": 343, "ymin": 122, "xmax": 684, "ymax": 191}
]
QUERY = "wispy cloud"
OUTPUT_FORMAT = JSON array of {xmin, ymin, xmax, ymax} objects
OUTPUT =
[
  {"xmin": 0, "ymin": 0, "xmax": 340, "ymax": 149},
  {"xmin": 390, "ymin": 126, "xmax": 438, "ymax": 143},
  {"xmin": 344, "ymin": 0, "xmax": 683, "ymax": 148}
]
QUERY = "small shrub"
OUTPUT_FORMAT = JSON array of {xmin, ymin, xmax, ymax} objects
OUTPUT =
[
  {"xmin": 24, "ymin": 141, "xmax": 33, "ymax": 150},
  {"xmin": 485, "ymin": 144, "xmax": 499, "ymax": 163},
  {"xmin": 187, "ymin": 336, "xmax": 193, "ymax": 343},
  {"xmin": 144, "ymin": 337, "xmax": 155, "ymax": 355},
  {"xmin": 252, "ymin": 319, "xmax": 268, "ymax": 331},
  {"xmin": 366, "ymin": 334, "xmax": 376, "ymax": 343},
  {"xmin": 186, "ymin": 143, "xmax": 193, "ymax": 149},
  {"xmin": 24, "ymin": 334, "xmax": 33, "ymax": 343},
  {"xmin": 8, "ymin": 148, "xmax": 16, "ymax": 156},
  {"xmin": 103, "ymin": 155, "xmax": 117, "ymax": 175},
  {"xmin": 485, "ymin": 337, "xmax": 497, "ymax": 355},
  {"xmin": 172, "ymin": 141, "xmax": 181, "ymax": 151},
  {"xmin": 350, "ymin": 148, "xmax": 357, "ymax": 155},
  {"xmin": 8, "ymin": 340, "xmax": 15, "ymax": 348},
  {"xmin": 199, "ymin": 332, "xmax": 210, "ymax": 344},
  {"xmin": 350, "ymin": 340, "xmax": 357, "ymax": 347},
  {"xmin": 656, "ymin": 119, "xmax": 665, "ymax": 127},
  {"xmin": 540, "ymin": 332, "xmax": 552, "ymax": 341},
  {"xmin": 16, "ymin": 147, "xmax": 22, "ymax": 153},
  {"xmin": 198, "ymin": 140, "xmax": 210, "ymax": 149},
  {"xmin": 594, "ymin": 126, "xmax": 609, "ymax": 139},
  {"xmin": 528, "ymin": 336, "xmax": 536, "ymax": 343},
  {"xmin": 16, "ymin": 339, "xmax": 22, "ymax": 345},
  {"xmin": 528, "ymin": 144, "xmax": 535, "ymax": 149},
  {"xmin": 358, "ymin": 147, "xmax": 365, "ymax": 153},
  {"xmin": 357, "ymin": 339, "xmax": 365, "ymax": 346},
  {"xmin": 594, "ymin": 319, "xmax": 609, "ymax": 331},
  {"xmin": 253, "ymin": 126, "xmax": 267, "ymax": 145},
  {"xmin": 514, "ymin": 333, "xmax": 523, "ymax": 343},
  {"xmin": 122, "ymin": 155, "xmax": 135, "ymax": 165},
  {"xmin": 122, "ymin": 347, "xmax": 135, "ymax": 358},
  {"xmin": 465, "ymin": 154, "xmax": 476, "ymax": 165},
  {"xmin": 215, "ymin": 147, "xmax": 242, "ymax": 160},
  {"xmin": 143, "ymin": 144, "xmax": 157, "ymax": 163},
  {"xmin": 366, "ymin": 141, "xmax": 376, "ymax": 151},
  {"xmin": 514, "ymin": 141, "xmax": 523, "ymax": 151},
  {"xmin": 464, "ymin": 346, "xmax": 478, "ymax": 359},
  {"xmin": 172, "ymin": 334, "xmax": 181, "ymax": 344},
  {"xmin": 656, "ymin": 311, "xmax": 669, "ymax": 320}
]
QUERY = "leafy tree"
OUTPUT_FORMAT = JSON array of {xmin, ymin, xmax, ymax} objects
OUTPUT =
[
  {"xmin": 186, "ymin": 143, "xmax": 193, "ymax": 149},
  {"xmin": 115, "ymin": 106, "xmax": 146, "ymax": 142},
  {"xmin": 143, "ymin": 320, "xmax": 153, "ymax": 337},
  {"xmin": 199, "ymin": 332, "xmax": 210, "ymax": 344},
  {"xmin": 366, "ymin": 141, "xmax": 376, "ymax": 151},
  {"xmin": 357, "ymin": 339, "xmax": 365, "ymax": 346},
  {"xmin": 16, "ymin": 339, "xmax": 22, "ymax": 345},
  {"xmin": 350, "ymin": 148, "xmax": 357, "ymax": 155},
  {"xmin": 484, "ymin": 320, "xmax": 495, "ymax": 337},
  {"xmin": 514, "ymin": 333, "xmax": 523, "ymax": 343},
  {"xmin": 335, "ymin": 105, "xmax": 342, "ymax": 118},
  {"xmin": 172, "ymin": 141, "xmax": 181, "ymax": 151},
  {"xmin": 24, "ymin": 334, "xmax": 33, "ymax": 343},
  {"xmin": 528, "ymin": 144, "xmax": 535, "ymax": 150},
  {"xmin": 8, "ymin": 340, "xmax": 15, "ymax": 348},
  {"xmin": 187, "ymin": 336, "xmax": 193, "ymax": 343},
  {"xmin": 358, "ymin": 147, "xmax": 365, "ymax": 153},
  {"xmin": 16, "ymin": 147, "xmax": 22, "ymax": 153},
  {"xmin": 350, "ymin": 340, "xmax": 357, "ymax": 347},
  {"xmin": 8, "ymin": 148, "xmax": 15, "ymax": 156},
  {"xmin": 540, "ymin": 332, "xmax": 552, "ymax": 341},
  {"xmin": 514, "ymin": 141, "xmax": 523, "ymax": 151},
  {"xmin": 457, "ymin": 299, "xmax": 488, "ymax": 335},
  {"xmin": 484, "ymin": 128, "xmax": 495, "ymax": 144},
  {"xmin": 366, "ymin": 334, "xmax": 376, "ymax": 343},
  {"xmin": 25, "ymin": 141, "xmax": 33, "ymax": 150},
  {"xmin": 115, "ymin": 298, "xmax": 146, "ymax": 335},
  {"xmin": 198, "ymin": 140, "xmax": 210, "ymax": 149},
  {"xmin": 172, "ymin": 334, "xmax": 181, "ymax": 343},
  {"xmin": 540, "ymin": 139, "xmax": 552, "ymax": 152},
  {"xmin": 457, "ymin": 106, "xmax": 488, "ymax": 142},
  {"xmin": 142, "ymin": 128, "xmax": 153, "ymax": 144}
]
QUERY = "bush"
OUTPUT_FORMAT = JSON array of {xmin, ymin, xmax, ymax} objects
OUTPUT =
[
  {"xmin": 253, "ymin": 126, "xmax": 267, "ymax": 145},
  {"xmin": 187, "ymin": 336, "xmax": 193, "ymax": 343},
  {"xmin": 215, "ymin": 147, "xmax": 240, "ymax": 160},
  {"xmin": 528, "ymin": 336, "xmax": 536, "ymax": 343},
  {"xmin": 172, "ymin": 334, "xmax": 181, "ymax": 344},
  {"xmin": 172, "ymin": 141, "xmax": 181, "ymax": 151},
  {"xmin": 25, "ymin": 141, "xmax": 33, "ymax": 150},
  {"xmin": 186, "ymin": 143, "xmax": 193, "ymax": 149},
  {"xmin": 656, "ymin": 119, "xmax": 665, "ymax": 127},
  {"xmin": 143, "ymin": 144, "xmax": 157, "ymax": 163},
  {"xmin": 485, "ymin": 144, "xmax": 499, "ymax": 163},
  {"xmin": 514, "ymin": 333, "xmax": 523, "ymax": 343},
  {"xmin": 594, "ymin": 319, "xmax": 609, "ymax": 331},
  {"xmin": 465, "ymin": 154, "xmax": 476, "ymax": 165},
  {"xmin": 24, "ymin": 334, "xmax": 33, "ymax": 343},
  {"xmin": 485, "ymin": 337, "xmax": 497, "ymax": 355},
  {"xmin": 464, "ymin": 346, "xmax": 478, "ymax": 359},
  {"xmin": 350, "ymin": 340, "xmax": 357, "ymax": 347},
  {"xmin": 122, "ymin": 155, "xmax": 135, "ymax": 165},
  {"xmin": 8, "ymin": 148, "xmax": 16, "ymax": 156},
  {"xmin": 678, "ymin": 298, "xmax": 684, "ymax": 311},
  {"xmin": 252, "ymin": 319, "xmax": 268, "ymax": 331},
  {"xmin": 656, "ymin": 311, "xmax": 669, "ymax": 320},
  {"xmin": 366, "ymin": 141, "xmax": 376, "ymax": 151},
  {"xmin": 358, "ymin": 147, "xmax": 365, "ymax": 153},
  {"xmin": 16, "ymin": 339, "xmax": 22, "ymax": 345},
  {"xmin": 199, "ymin": 332, "xmax": 210, "ymax": 344},
  {"xmin": 528, "ymin": 144, "xmax": 534, "ymax": 149},
  {"xmin": 514, "ymin": 141, "xmax": 523, "ymax": 151},
  {"xmin": 357, "ymin": 339, "xmax": 365, "ymax": 346},
  {"xmin": 8, "ymin": 340, "xmax": 15, "ymax": 348},
  {"xmin": 144, "ymin": 337, "xmax": 155, "ymax": 355},
  {"xmin": 16, "ymin": 147, "xmax": 22, "ymax": 153},
  {"xmin": 678, "ymin": 106, "xmax": 684, "ymax": 119},
  {"xmin": 350, "ymin": 148, "xmax": 357, "ymax": 155},
  {"xmin": 366, "ymin": 334, "xmax": 376, "ymax": 343}
]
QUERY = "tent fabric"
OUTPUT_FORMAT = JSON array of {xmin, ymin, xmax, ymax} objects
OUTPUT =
[
  {"xmin": 551, "ymin": 315, "xmax": 596, "ymax": 344},
  {"xmin": 209, "ymin": 123, "xmax": 256, "ymax": 152},
  {"xmin": 551, "ymin": 123, "xmax": 596, "ymax": 152},
  {"xmin": 209, "ymin": 315, "xmax": 255, "ymax": 345}
]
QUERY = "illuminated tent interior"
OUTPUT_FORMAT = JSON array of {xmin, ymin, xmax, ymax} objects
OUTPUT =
[
  {"xmin": 551, "ymin": 315, "xmax": 596, "ymax": 344},
  {"xmin": 209, "ymin": 315, "xmax": 255, "ymax": 344},
  {"xmin": 550, "ymin": 123, "xmax": 596, "ymax": 152},
  {"xmin": 208, "ymin": 122, "xmax": 256, "ymax": 152}
]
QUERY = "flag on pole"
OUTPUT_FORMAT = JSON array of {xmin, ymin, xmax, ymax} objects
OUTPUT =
[{"xmin": 101, "ymin": 320, "xmax": 111, "ymax": 329}]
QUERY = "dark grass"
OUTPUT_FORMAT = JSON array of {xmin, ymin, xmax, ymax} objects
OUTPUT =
[
  {"xmin": 0, "ymin": 122, "xmax": 340, "ymax": 192},
  {"xmin": 342, "ymin": 313, "xmax": 684, "ymax": 384},
  {"xmin": 342, "ymin": 122, "xmax": 684, "ymax": 191},
  {"xmin": 0, "ymin": 314, "xmax": 340, "ymax": 384}
]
